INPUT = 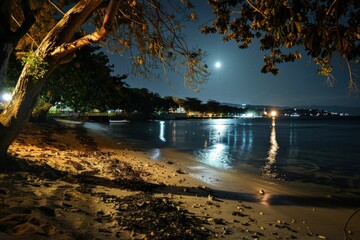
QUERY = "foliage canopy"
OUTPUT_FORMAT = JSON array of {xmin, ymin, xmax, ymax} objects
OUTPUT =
[{"xmin": 203, "ymin": 0, "xmax": 360, "ymax": 90}]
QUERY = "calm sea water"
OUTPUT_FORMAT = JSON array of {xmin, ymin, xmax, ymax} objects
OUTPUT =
[{"xmin": 86, "ymin": 117, "xmax": 360, "ymax": 195}]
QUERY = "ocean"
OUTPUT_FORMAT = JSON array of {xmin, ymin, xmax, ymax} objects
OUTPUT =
[{"xmin": 85, "ymin": 117, "xmax": 360, "ymax": 197}]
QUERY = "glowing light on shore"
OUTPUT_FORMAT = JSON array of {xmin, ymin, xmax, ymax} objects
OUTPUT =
[
  {"xmin": 270, "ymin": 110, "xmax": 277, "ymax": 126},
  {"xmin": 270, "ymin": 110, "xmax": 277, "ymax": 117}
]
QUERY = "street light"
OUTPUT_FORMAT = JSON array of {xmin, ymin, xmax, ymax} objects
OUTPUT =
[
  {"xmin": 270, "ymin": 110, "xmax": 277, "ymax": 117},
  {"xmin": 270, "ymin": 110, "xmax": 277, "ymax": 126},
  {"xmin": 2, "ymin": 93, "xmax": 11, "ymax": 102},
  {"xmin": 1, "ymin": 93, "xmax": 12, "ymax": 109}
]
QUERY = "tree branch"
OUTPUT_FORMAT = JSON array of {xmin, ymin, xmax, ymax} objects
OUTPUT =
[
  {"xmin": 346, "ymin": 59, "xmax": 358, "ymax": 93},
  {"xmin": 48, "ymin": 0, "xmax": 65, "ymax": 15},
  {"xmin": 12, "ymin": 0, "xmax": 35, "ymax": 43},
  {"xmin": 326, "ymin": 0, "xmax": 338, "ymax": 15},
  {"xmin": 50, "ymin": 0, "xmax": 120, "ymax": 59},
  {"xmin": 11, "ymin": 15, "xmax": 39, "ymax": 47},
  {"xmin": 245, "ymin": 0, "xmax": 266, "ymax": 17}
]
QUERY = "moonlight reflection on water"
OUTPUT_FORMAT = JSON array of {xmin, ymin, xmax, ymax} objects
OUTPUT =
[{"xmin": 101, "ymin": 118, "xmax": 360, "ymax": 194}]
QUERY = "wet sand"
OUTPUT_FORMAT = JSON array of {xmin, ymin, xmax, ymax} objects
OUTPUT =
[{"xmin": 0, "ymin": 120, "xmax": 359, "ymax": 239}]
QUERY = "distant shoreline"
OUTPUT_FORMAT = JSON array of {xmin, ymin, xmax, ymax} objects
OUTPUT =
[{"xmin": 51, "ymin": 113, "xmax": 360, "ymax": 123}]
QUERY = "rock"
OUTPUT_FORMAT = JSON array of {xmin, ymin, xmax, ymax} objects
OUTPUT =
[
  {"xmin": 61, "ymin": 202, "xmax": 72, "ymax": 208},
  {"xmin": 38, "ymin": 206, "xmax": 56, "ymax": 216},
  {"xmin": 176, "ymin": 168, "xmax": 187, "ymax": 174},
  {"xmin": 232, "ymin": 211, "xmax": 247, "ymax": 217},
  {"xmin": 317, "ymin": 234, "xmax": 327, "ymax": 239}
]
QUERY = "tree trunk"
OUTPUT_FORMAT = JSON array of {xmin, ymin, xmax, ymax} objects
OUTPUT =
[
  {"xmin": 0, "ymin": 43, "xmax": 13, "ymax": 85},
  {"xmin": 30, "ymin": 101, "xmax": 53, "ymax": 122},
  {"xmin": 0, "ymin": 62, "xmax": 58, "ymax": 158}
]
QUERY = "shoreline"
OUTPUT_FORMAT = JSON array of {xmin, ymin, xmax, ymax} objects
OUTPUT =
[{"xmin": 0, "ymin": 120, "xmax": 359, "ymax": 239}]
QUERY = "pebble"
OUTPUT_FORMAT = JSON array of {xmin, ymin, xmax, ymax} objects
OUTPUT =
[{"xmin": 317, "ymin": 234, "xmax": 327, "ymax": 239}]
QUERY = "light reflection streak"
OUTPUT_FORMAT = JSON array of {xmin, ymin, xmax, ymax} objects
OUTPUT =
[
  {"xmin": 238, "ymin": 126, "xmax": 253, "ymax": 161},
  {"xmin": 288, "ymin": 124, "xmax": 298, "ymax": 160},
  {"xmin": 196, "ymin": 120, "xmax": 232, "ymax": 169},
  {"xmin": 172, "ymin": 122, "xmax": 177, "ymax": 144},
  {"xmin": 196, "ymin": 143, "xmax": 231, "ymax": 168},
  {"xmin": 159, "ymin": 121, "xmax": 166, "ymax": 142},
  {"xmin": 259, "ymin": 191, "xmax": 272, "ymax": 206},
  {"xmin": 240, "ymin": 127, "xmax": 246, "ymax": 154},
  {"xmin": 150, "ymin": 148, "xmax": 161, "ymax": 160},
  {"xmin": 213, "ymin": 121, "xmax": 226, "ymax": 143},
  {"xmin": 248, "ymin": 126, "xmax": 253, "ymax": 151},
  {"xmin": 262, "ymin": 126, "xmax": 279, "ymax": 179}
]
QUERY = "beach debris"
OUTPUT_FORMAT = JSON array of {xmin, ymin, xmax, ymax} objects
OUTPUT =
[
  {"xmin": 176, "ymin": 168, "xmax": 187, "ymax": 174},
  {"xmin": 166, "ymin": 161, "xmax": 174, "ymax": 164},
  {"xmin": 208, "ymin": 217, "xmax": 226, "ymax": 225},
  {"xmin": 197, "ymin": 185, "xmax": 211, "ymax": 191},
  {"xmin": 192, "ymin": 203, "xmax": 201, "ymax": 208},
  {"xmin": 317, "ymin": 234, "xmax": 327, "ymax": 239},
  {"xmin": 207, "ymin": 194, "xmax": 215, "ymax": 201},
  {"xmin": 115, "ymin": 193, "xmax": 212, "ymax": 239},
  {"xmin": 222, "ymin": 227, "xmax": 231, "ymax": 235},
  {"xmin": 178, "ymin": 178, "xmax": 186, "ymax": 183},
  {"xmin": 61, "ymin": 202, "xmax": 72, "ymax": 208},
  {"xmin": 258, "ymin": 189, "xmax": 265, "ymax": 195},
  {"xmin": 232, "ymin": 211, "xmax": 248, "ymax": 217},
  {"xmin": 205, "ymin": 200, "xmax": 220, "ymax": 208}
]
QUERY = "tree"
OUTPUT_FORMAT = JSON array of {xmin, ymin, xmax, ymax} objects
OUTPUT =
[
  {"xmin": 182, "ymin": 97, "xmax": 204, "ymax": 113},
  {"xmin": 7, "ymin": 46, "xmax": 128, "ymax": 121},
  {"xmin": 0, "ymin": 0, "xmax": 208, "ymax": 157},
  {"xmin": 203, "ymin": 0, "xmax": 360, "ymax": 89},
  {"xmin": 121, "ymin": 88, "xmax": 157, "ymax": 117},
  {"xmin": 158, "ymin": 96, "xmax": 179, "ymax": 112},
  {"xmin": 38, "ymin": 46, "xmax": 128, "ymax": 117},
  {"xmin": 205, "ymin": 99, "xmax": 221, "ymax": 115}
]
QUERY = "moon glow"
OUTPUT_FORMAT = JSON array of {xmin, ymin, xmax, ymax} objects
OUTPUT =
[{"xmin": 215, "ymin": 61, "xmax": 221, "ymax": 69}]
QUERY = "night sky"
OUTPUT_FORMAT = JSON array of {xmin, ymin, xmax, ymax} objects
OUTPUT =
[{"xmin": 109, "ymin": 1, "xmax": 360, "ymax": 109}]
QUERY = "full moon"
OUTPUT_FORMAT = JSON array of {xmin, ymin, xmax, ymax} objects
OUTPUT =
[{"xmin": 215, "ymin": 61, "xmax": 221, "ymax": 69}]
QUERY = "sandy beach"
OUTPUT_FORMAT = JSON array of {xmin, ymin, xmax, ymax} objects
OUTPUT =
[{"xmin": 0, "ymin": 120, "xmax": 359, "ymax": 240}]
